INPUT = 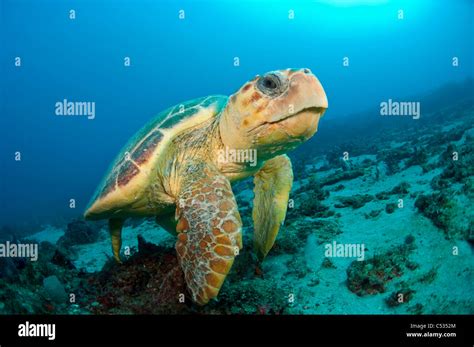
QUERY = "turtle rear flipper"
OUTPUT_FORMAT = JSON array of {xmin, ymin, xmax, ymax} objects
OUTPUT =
[
  {"xmin": 109, "ymin": 218, "xmax": 124, "ymax": 263},
  {"xmin": 175, "ymin": 162, "xmax": 242, "ymax": 305}
]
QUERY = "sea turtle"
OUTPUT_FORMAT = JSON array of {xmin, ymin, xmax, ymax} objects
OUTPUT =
[{"xmin": 84, "ymin": 68, "xmax": 328, "ymax": 305}]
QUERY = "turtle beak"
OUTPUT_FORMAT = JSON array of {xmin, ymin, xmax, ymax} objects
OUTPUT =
[
  {"xmin": 264, "ymin": 68, "xmax": 328, "ymax": 124},
  {"xmin": 289, "ymin": 68, "xmax": 328, "ymax": 113},
  {"xmin": 254, "ymin": 68, "xmax": 328, "ymax": 145}
]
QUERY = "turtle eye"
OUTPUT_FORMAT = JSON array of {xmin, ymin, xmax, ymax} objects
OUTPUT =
[
  {"xmin": 257, "ymin": 73, "xmax": 285, "ymax": 97},
  {"xmin": 262, "ymin": 76, "xmax": 277, "ymax": 89}
]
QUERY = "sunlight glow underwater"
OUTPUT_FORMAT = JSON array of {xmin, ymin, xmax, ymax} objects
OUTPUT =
[{"xmin": 317, "ymin": 0, "xmax": 390, "ymax": 6}]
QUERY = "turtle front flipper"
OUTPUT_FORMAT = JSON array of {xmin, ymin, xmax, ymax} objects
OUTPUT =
[
  {"xmin": 175, "ymin": 162, "xmax": 242, "ymax": 305},
  {"xmin": 252, "ymin": 154, "xmax": 293, "ymax": 261}
]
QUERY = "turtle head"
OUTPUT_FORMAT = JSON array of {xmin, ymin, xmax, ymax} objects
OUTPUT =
[{"xmin": 220, "ymin": 68, "xmax": 328, "ymax": 160}]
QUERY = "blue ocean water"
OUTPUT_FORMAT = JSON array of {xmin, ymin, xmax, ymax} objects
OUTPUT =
[{"xmin": 1, "ymin": 0, "xmax": 472, "ymax": 227}]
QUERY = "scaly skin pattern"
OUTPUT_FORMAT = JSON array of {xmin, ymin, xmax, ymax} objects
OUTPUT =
[
  {"xmin": 175, "ymin": 161, "xmax": 242, "ymax": 305},
  {"xmin": 85, "ymin": 68, "xmax": 328, "ymax": 305}
]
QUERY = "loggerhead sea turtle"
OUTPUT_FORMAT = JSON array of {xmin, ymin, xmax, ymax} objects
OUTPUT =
[{"xmin": 84, "ymin": 68, "xmax": 328, "ymax": 305}]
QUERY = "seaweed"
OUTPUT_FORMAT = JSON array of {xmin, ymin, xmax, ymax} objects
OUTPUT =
[
  {"xmin": 271, "ymin": 225, "xmax": 306, "ymax": 255},
  {"xmin": 426, "ymin": 125, "xmax": 468, "ymax": 148},
  {"xmin": 414, "ymin": 192, "xmax": 470, "ymax": 240},
  {"xmin": 417, "ymin": 268, "xmax": 438, "ymax": 284},
  {"xmin": 210, "ymin": 278, "xmax": 290, "ymax": 315},
  {"xmin": 415, "ymin": 193, "xmax": 452, "ymax": 231},
  {"xmin": 390, "ymin": 181, "xmax": 411, "ymax": 195},
  {"xmin": 376, "ymin": 182, "xmax": 411, "ymax": 200},
  {"xmin": 307, "ymin": 276, "xmax": 321, "ymax": 287},
  {"xmin": 364, "ymin": 209, "xmax": 383, "ymax": 219},
  {"xmin": 385, "ymin": 203, "xmax": 397, "ymax": 214},
  {"xmin": 89, "ymin": 235, "xmax": 189, "ymax": 314},
  {"xmin": 377, "ymin": 146, "xmax": 413, "ymax": 175},
  {"xmin": 318, "ymin": 168, "xmax": 365, "ymax": 186},
  {"xmin": 287, "ymin": 181, "xmax": 334, "ymax": 219},
  {"xmin": 334, "ymin": 194, "xmax": 373, "ymax": 209},
  {"xmin": 312, "ymin": 220, "xmax": 343, "ymax": 245},
  {"xmin": 346, "ymin": 243, "xmax": 415, "ymax": 296},
  {"xmin": 321, "ymin": 258, "xmax": 336, "ymax": 269},
  {"xmin": 432, "ymin": 142, "xmax": 474, "ymax": 190},
  {"xmin": 385, "ymin": 284, "xmax": 415, "ymax": 307},
  {"xmin": 404, "ymin": 147, "xmax": 429, "ymax": 171},
  {"xmin": 285, "ymin": 254, "xmax": 311, "ymax": 279},
  {"xmin": 430, "ymin": 175, "xmax": 450, "ymax": 190},
  {"xmin": 375, "ymin": 191, "xmax": 390, "ymax": 200},
  {"xmin": 404, "ymin": 234, "xmax": 416, "ymax": 245},
  {"xmin": 273, "ymin": 219, "xmax": 342, "ymax": 254},
  {"xmin": 440, "ymin": 144, "xmax": 474, "ymax": 184}
]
